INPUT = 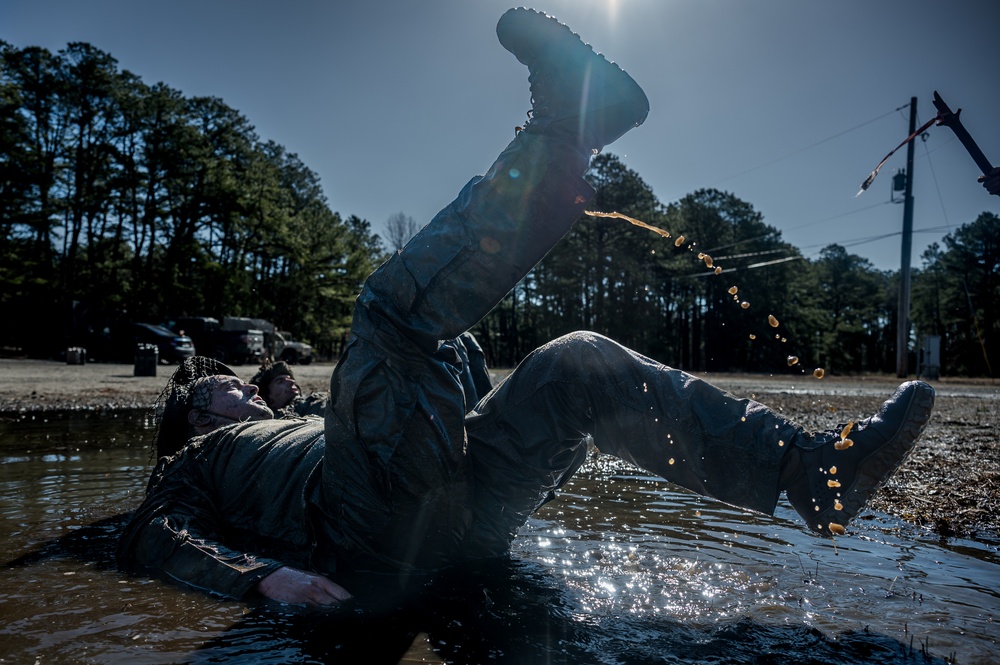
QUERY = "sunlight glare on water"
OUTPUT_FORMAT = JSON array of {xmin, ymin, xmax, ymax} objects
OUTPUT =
[
  {"xmin": 0, "ymin": 412, "xmax": 996, "ymax": 664},
  {"xmin": 522, "ymin": 455, "xmax": 998, "ymax": 663}
]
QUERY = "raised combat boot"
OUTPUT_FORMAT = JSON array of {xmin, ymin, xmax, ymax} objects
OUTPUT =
[
  {"xmin": 355, "ymin": 8, "xmax": 650, "ymax": 349},
  {"xmin": 496, "ymin": 7, "xmax": 649, "ymax": 152},
  {"xmin": 782, "ymin": 380, "xmax": 935, "ymax": 536}
]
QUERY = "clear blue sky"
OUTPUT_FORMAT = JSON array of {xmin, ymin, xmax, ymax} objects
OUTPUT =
[{"xmin": 4, "ymin": 0, "xmax": 998, "ymax": 271}]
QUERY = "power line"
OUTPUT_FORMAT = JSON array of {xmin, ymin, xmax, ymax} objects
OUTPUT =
[
  {"xmin": 670, "ymin": 101, "xmax": 976, "ymax": 271},
  {"xmin": 796, "ymin": 225, "xmax": 956, "ymax": 253},
  {"xmin": 710, "ymin": 109, "xmax": 899, "ymax": 188},
  {"xmin": 692, "ymin": 224, "xmax": 959, "ymax": 280},
  {"xmin": 713, "ymin": 248, "xmax": 788, "ymax": 262},
  {"xmin": 701, "ymin": 200, "xmax": 893, "ymax": 255},
  {"xmin": 915, "ymin": 110, "xmax": 954, "ymax": 235},
  {"xmin": 683, "ymin": 222, "xmax": 962, "ymax": 278},
  {"xmin": 687, "ymin": 254, "xmax": 804, "ymax": 278}
]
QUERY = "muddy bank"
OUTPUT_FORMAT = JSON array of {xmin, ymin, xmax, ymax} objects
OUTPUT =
[
  {"xmin": 1, "ymin": 358, "xmax": 996, "ymax": 541},
  {"xmin": 0, "ymin": 358, "xmax": 339, "ymax": 411}
]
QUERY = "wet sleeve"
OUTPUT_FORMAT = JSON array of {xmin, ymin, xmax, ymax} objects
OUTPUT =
[{"xmin": 118, "ymin": 451, "xmax": 284, "ymax": 600}]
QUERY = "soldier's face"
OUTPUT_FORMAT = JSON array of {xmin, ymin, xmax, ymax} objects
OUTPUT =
[
  {"xmin": 267, "ymin": 374, "xmax": 300, "ymax": 410},
  {"xmin": 191, "ymin": 375, "xmax": 274, "ymax": 427}
]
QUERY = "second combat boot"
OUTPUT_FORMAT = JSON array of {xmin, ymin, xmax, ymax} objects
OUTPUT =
[{"xmin": 781, "ymin": 380, "xmax": 935, "ymax": 536}]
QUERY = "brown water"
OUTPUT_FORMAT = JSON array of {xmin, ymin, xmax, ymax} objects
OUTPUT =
[{"xmin": 1, "ymin": 411, "xmax": 996, "ymax": 664}]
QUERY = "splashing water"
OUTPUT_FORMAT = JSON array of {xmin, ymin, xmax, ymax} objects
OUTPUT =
[
  {"xmin": 585, "ymin": 210, "xmax": 672, "ymax": 239},
  {"xmin": 584, "ymin": 210, "xmax": 829, "ymax": 379}
]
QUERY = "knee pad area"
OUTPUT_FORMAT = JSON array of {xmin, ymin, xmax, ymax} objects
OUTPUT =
[{"xmin": 532, "ymin": 331, "xmax": 631, "ymax": 379}]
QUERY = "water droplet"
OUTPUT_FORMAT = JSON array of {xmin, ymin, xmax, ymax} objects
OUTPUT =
[
  {"xmin": 728, "ymin": 286, "xmax": 738, "ymax": 295},
  {"xmin": 768, "ymin": 314, "xmax": 780, "ymax": 328},
  {"xmin": 813, "ymin": 368, "xmax": 825, "ymax": 379},
  {"xmin": 674, "ymin": 235, "xmax": 685, "ymax": 247},
  {"xmin": 740, "ymin": 301, "xmax": 750, "ymax": 310},
  {"xmin": 787, "ymin": 355, "xmax": 799, "ymax": 366}
]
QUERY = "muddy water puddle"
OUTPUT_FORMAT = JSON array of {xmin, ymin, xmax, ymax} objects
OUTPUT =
[{"xmin": 0, "ymin": 411, "xmax": 996, "ymax": 664}]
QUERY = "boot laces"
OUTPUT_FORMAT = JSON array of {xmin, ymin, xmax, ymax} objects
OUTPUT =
[{"xmin": 515, "ymin": 70, "xmax": 554, "ymax": 134}]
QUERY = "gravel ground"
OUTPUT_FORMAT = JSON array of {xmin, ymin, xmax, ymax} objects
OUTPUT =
[{"xmin": 1, "ymin": 357, "xmax": 996, "ymax": 542}]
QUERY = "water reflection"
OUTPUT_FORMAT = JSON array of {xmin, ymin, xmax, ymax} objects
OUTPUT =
[{"xmin": 1, "ymin": 411, "xmax": 995, "ymax": 664}]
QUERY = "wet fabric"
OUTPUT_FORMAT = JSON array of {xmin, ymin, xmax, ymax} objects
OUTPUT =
[
  {"xmin": 118, "ymin": 333, "xmax": 497, "ymax": 596},
  {"xmin": 119, "ymin": 419, "xmax": 325, "ymax": 598},
  {"xmin": 118, "ymin": 128, "xmax": 803, "ymax": 600},
  {"xmin": 316, "ymin": 131, "xmax": 597, "ymax": 575},
  {"xmin": 312, "ymin": 130, "xmax": 802, "ymax": 574},
  {"xmin": 463, "ymin": 331, "xmax": 797, "ymax": 555}
]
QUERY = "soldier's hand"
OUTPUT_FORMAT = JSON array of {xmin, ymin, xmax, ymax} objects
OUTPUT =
[{"xmin": 256, "ymin": 566, "xmax": 352, "ymax": 606}]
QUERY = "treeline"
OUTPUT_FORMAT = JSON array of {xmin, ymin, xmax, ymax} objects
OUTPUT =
[
  {"xmin": 0, "ymin": 41, "xmax": 383, "ymax": 358},
  {"xmin": 2, "ymin": 42, "xmax": 996, "ymax": 375},
  {"xmin": 473, "ymin": 154, "xmax": 998, "ymax": 377}
]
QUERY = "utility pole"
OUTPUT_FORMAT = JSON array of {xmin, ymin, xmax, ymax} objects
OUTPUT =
[{"xmin": 896, "ymin": 97, "xmax": 917, "ymax": 378}]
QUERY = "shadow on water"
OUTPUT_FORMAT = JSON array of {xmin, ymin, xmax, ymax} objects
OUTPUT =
[
  {"xmin": 0, "ymin": 410, "xmax": 989, "ymax": 663},
  {"xmin": 4, "ymin": 512, "xmax": 130, "ymax": 571}
]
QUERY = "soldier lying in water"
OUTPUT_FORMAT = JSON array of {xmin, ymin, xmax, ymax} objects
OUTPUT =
[{"xmin": 118, "ymin": 7, "xmax": 935, "ymax": 607}]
